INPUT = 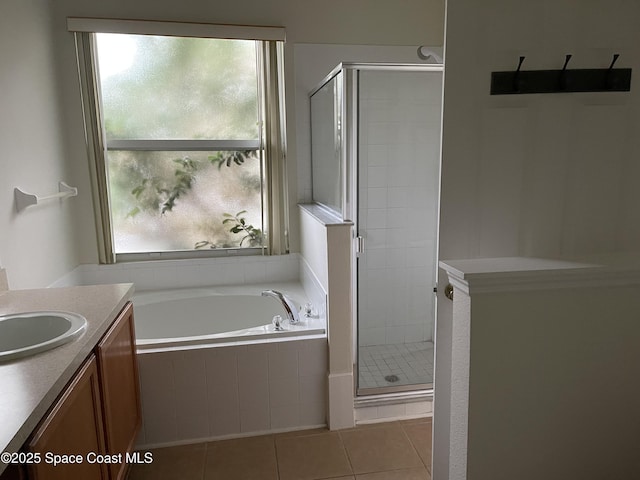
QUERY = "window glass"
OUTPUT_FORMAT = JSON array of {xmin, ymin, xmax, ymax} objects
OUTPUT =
[
  {"xmin": 310, "ymin": 73, "xmax": 342, "ymax": 215},
  {"xmin": 93, "ymin": 33, "xmax": 265, "ymax": 255},
  {"xmin": 107, "ymin": 150, "xmax": 262, "ymax": 253},
  {"xmin": 96, "ymin": 34, "xmax": 259, "ymax": 140}
]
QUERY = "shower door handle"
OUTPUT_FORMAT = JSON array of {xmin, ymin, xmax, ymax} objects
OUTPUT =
[{"xmin": 356, "ymin": 235, "xmax": 365, "ymax": 255}]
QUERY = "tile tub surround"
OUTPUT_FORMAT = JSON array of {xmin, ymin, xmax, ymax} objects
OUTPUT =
[
  {"xmin": 129, "ymin": 418, "xmax": 432, "ymax": 480},
  {"xmin": 300, "ymin": 256, "xmax": 328, "ymax": 323},
  {"xmin": 136, "ymin": 337, "xmax": 328, "ymax": 448},
  {"xmin": 50, "ymin": 254, "xmax": 301, "ymax": 291},
  {"xmin": 0, "ymin": 283, "xmax": 134, "ymax": 476}
]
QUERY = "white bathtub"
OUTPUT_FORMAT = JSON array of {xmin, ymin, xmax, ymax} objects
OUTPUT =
[{"xmin": 133, "ymin": 283, "xmax": 326, "ymax": 352}]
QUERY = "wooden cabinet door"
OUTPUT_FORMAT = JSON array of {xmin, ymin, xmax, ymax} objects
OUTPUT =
[
  {"xmin": 96, "ymin": 302, "xmax": 141, "ymax": 480},
  {"xmin": 26, "ymin": 355, "xmax": 108, "ymax": 480}
]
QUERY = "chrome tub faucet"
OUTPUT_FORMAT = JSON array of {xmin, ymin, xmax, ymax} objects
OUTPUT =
[{"xmin": 261, "ymin": 290, "xmax": 300, "ymax": 324}]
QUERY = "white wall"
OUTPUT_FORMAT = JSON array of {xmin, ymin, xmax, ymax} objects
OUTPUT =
[
  {"xmin": 44, "ymin": 0, "xmax": 444, "ymax": 264},
  {"xmin": 439, "ymin": 1, "xmax": 640, "ymax": 261},
  {"xmin": 0, "ymin": 0, "xmax": 81, "ymax": 288},
  {"xmin": 434, "ymin": 1, "xmax": 640, "ymax": 478}
]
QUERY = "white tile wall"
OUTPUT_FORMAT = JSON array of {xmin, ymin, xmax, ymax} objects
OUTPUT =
[
  {"xmin": 357, "ymin": 70, "xmax": 441, "ymax": 347},
  {"xmin": 51, "ymin": 254, "xmax": 300, "ymax": 291},
  {"xmin": 300, "ymin": 256, "xmax": 328, "ymax": 322},
  {"xmin": 136, "ymin": 337, "xmax": 327, "ymax": 448}
]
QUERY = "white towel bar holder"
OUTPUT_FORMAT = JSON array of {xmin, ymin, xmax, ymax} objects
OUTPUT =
[{"xmin": 14, "ymin": 182, "xmax": 78, "ymax": 212}]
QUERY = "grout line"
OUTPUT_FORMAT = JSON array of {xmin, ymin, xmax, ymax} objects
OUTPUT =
[
  {"xmin": 337, "ymin": 430, "xmax": 356, "ymax": 477},
  {"xmin": 272, "ymin": 435, "xmax": 281, "ymax": 480},
  {"xmin": 200, "ymin": 442, "xmax": 207, "ymax": 480},
  {"xmin": 401, "ymin": 422, "xmax": 431, "ymax": 471}
]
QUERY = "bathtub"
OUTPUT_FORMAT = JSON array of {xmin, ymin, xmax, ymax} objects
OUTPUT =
[
  {"xmin": 133, "ymin": 282, "xmax": 326, "ymax": 352},
  {"xmin": 132, "ymin": 282, "xmax": 329, "ymax": 446}
]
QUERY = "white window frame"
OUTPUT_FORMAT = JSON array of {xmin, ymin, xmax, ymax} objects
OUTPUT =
[{"xmin": 69, "ymin": 18, "xmax": 289, "ymax": 263}]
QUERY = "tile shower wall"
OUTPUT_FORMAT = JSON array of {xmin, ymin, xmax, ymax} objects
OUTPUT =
[
  {"xmin": 357, "ymin": 71, "xmax": 442, "ymax": 347},
  {"xmin": 136, "ymin": 338, "xmax": 327, "ymax": 447}
]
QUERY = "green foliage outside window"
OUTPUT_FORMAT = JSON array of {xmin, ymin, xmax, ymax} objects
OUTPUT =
[{"xmin": 97, "ymin": 33, "xmax": 265, "ymax": 253}]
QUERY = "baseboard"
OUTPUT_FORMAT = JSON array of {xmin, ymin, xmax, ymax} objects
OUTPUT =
[
  {"xmin": 135, "ymin": 424, "xmax": 327, "ymax": 450},
  {"xmin": 328, "ymin": 372, "xmax": 355, "ymax": 429}
]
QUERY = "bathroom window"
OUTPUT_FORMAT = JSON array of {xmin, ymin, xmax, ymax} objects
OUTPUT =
[{"xmin": 69, "ymin": 19, "xmax": 288, "ymax": 262}]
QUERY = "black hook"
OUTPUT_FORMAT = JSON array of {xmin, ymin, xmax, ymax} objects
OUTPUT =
[
  {"xmin": 606, "ymin": 53, "xmax": 620, "ymax": 89},
  {"xmin": 513, "ymin": 56, "xmax": 525, "ymax": 91},
  {"xmin": 608, "ymin": 53, "xmax": 620, "ymax": 71},
  {"xmin": 560, "ymin": 54, "xmax": 572, "ymax": 89}
]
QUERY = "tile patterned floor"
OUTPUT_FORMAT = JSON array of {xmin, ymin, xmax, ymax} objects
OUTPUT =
[
  {"xmin": 358, "ymin": 342, "xmax": 434, "ymax": 390},
  {"xmin": 127, "ymin": 418, "xmax": 432, "ymax": 480}
]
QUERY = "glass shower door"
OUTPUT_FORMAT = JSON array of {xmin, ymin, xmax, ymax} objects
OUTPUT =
[{"xmin": 356, "ymin": 68, "xmax": 443, "ymax": 394}]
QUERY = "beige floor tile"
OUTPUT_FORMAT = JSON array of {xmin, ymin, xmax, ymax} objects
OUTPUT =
[
  {"xmin": 402, "ymin": 423, "xmax": 432, "ymax": 469},
  {"xmin": 356, "ymin": 467, "xmax": 430, "ymax": 479},
  {"xmin": 128, "ymin": 443, "xmax": 206, "ymax": 480},
  {"xmin": 340, "ymin": 425, "xmax": 423, "ymax": 475},
  {"xmin": 276, "ymin": 432, "xmax": 353, "ymax": 480},
  {"xmin": 129, "ymin": 419, "xmax": 433, "ymax": 480},
  {"xmin": 204, "ymin": 435, "xmax": 278, "ymax": 480}
]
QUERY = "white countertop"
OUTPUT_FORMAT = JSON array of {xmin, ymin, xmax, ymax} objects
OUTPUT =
[{"xmin": 0, "ymin": 283, "xmax": 134, "ymax": 474}]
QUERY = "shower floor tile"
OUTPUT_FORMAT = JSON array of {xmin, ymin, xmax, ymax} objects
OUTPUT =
[{"xmin": 358, "ymin": 341, "xmax": 434, "ymax": 390}]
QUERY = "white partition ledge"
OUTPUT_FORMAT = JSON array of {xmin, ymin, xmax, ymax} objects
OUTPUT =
[{"xmin": 440, "ymin": 255, "xmax": 640, "ymax": 295}]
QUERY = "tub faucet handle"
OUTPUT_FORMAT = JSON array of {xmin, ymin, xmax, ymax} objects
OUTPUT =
[
  {"xmin": 272, "ymin": 315, "xmax": 285, "ymax": 331},
  {"xmin": 303, "ymin": 302, "xmax": 314, "ymax": 318}
]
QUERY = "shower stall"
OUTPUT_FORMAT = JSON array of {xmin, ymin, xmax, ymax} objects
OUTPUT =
[{"xmin": 310, "ymin": 63, "xmax": 443, "ymax": 396}]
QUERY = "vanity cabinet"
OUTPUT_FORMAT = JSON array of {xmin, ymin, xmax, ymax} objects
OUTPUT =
[
  {"xmin": 26, "ymin": 356, "xmax": 108, "ymax": 480},
  {"xmin": 96, "ymin": 302, "xmax": 141, "ymax": 480},
  {"xmin": 21, "ymin": 302, "xmax": 140, "ymax": 480}
]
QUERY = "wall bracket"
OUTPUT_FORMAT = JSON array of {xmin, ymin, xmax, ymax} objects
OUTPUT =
[{"xmin": 14, "ymin": 182, "xmax": 78, "ymax": 212}]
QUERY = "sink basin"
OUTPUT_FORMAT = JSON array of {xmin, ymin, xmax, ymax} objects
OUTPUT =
[{"xmin": 0, "ymin": 311, "xmax": 87, "ymax": 362}]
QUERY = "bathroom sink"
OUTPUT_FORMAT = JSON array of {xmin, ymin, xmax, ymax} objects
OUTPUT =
[{"xmin": 0, "ymin": 311, "xmax": 87, "ymax": 362}]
